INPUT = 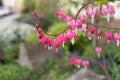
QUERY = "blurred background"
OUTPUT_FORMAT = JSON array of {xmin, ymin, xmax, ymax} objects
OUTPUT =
[{"xmin": 0, "ymin": 0, "xmax": 120, "ymax": 80}]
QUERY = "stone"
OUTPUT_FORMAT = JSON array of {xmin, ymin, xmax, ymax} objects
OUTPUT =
[
  {"xmin": 18, "ymin": 42, "xmax": 53, "ymax": 70},
  {"xmin": 66, "ymin": 68, "xmax": 107, "ymax": 80}
]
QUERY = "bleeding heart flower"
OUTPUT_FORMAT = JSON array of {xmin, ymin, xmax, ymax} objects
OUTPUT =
[
  {"xmin": 114, "ymin": 33, "xmax": 120, "ymax": 47},
  {"xmin": 88, "ymin": 27, "xmax": 95, "ymax": 40},
  {"xmin": 38, "ymin": 32, "xmax": 44, "ymax": 40},
  {"xmin": 53, "ymin": 39, "xmax": 62, "ymax": 53},
  {"xmin": 81, "ymin": 14, "xmax": 86, "ymax": 23},
  {"xmin": 70, "ymin": 57, "xmax": 82, "ymax": 68},
  {"xmin": 41, "ymin": 37, "xmax": 52, "ymax": 50},
  {"xmin": 97, "ymin": 29, "xmax": 102, "ymax": 40},
  {"xmin": 55, "ymin": 11, "xmax": 72, "ymax": 23},
  {"xmin": 105, "ymin": 32, "xmax": 112, "ymax": 45},
  {"xmin": 82, "ymin": 60, "xmax": 90, "ymax": 69},
  {"xmin": 86, "ymin": 6, "xmax": 99, "ymax": 24},
  {"xmin": 69, "ymin": 31, "xmax": 77, "ymax": 45},
  {"xmin": 95, "ymin": 47, "xmax": 102, "ymax": 57},
  {"xmin": 33, "ymin": 24, "xmax": 39, "ymax": 32},
  {"xmin": 38, "ymin": 27, "xmax": 43, "ymax": 34},
  {"xmin": 69, "ymin": 20, "xmax": 76, "ymax": 29},
  {"xmin": 58, "ymin": 34, "xmax": 65, "ymax": 48},
  {"xmin": 80, "ymin": 14, "xmax": 88, "ymax": 37},
  {"xmin": 101, "ymin": 4, "xmax": 115, "ymax": 22}
]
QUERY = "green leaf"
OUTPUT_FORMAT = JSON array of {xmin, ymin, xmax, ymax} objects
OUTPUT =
[{"xmin": 95, "ymin": 1, "xmax": 108, "ymax": 6}]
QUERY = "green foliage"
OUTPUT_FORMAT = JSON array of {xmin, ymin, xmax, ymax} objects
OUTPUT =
[
  {"xmin": 4, "ymin": 44, "xmax": 19, "ymax": 62},
  {"xmin": 0, "ymin": 63, "xmax": 31, "ymax": 80},
  {"xmin": 34, "ymin": 0, "xmax": 58, "ymax": 15},
  {"xmin": 28, "ymin": 60, "xmax": 77, "ymax": 80},
  {"xmin": 0, "ymin": 40, "xmax": 4, "ymax": 51},
  {"xmin": 0, "ymin": 60, "xmax": 77, "ymax": 80},
  {"xmin": 83, "ymin": 43, "xmax": 96, "ymax": 58},
  {"xmin": 26, "ymin": 33, "xmax": 38, "ymax": 43},
  {"xmin": 22, "ymin": 0, "xmax": 35, "ymax": 13},
  {"xmin": 95, "ymin": 0, "xmax": 115, "ymax": 6},
  {"xmin": 95, "ymin": 1, "xmax": 108, "ymax": 6},
  {"xmin": 69, "ymin": 0, "xmax": 79, "ymax": 7},
  {"xmin": 48, "ymin": 22, "xmax": 68, "ymax": 35},
  {"xmin": 110, "ymin": 62, "xmax": 120, "ymax": 80},
  {"xmin": 16, "ymin": 13, "xmax": 30, "ymax": 22}
]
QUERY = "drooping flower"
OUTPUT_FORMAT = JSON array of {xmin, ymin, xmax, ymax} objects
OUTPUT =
[
  {"xmin": 86, "ymin": 6, "xmax": 99, "ymax": 24},
  {"xmin": 105, "ymin": 32, "xmax": 112, "ymax": 45},
  {"xmin": 38, "ymin": 32, "xmax": 44, "ymax": 40},
  {"xmin": 35, "ymin": 24, "xmax": 39, "ymax": 29},
  {"xmin": 69, "ymin": 20, "xmax": 76, "ymax": 29},
  {"xmin": 75, "ymin": 20, "xmax": 82, "ymax": 34},
  {"xmin": 69, "ymin": 31, "xmax": 77, "ymax": 45},
  {"xmin": 55, "ymin": 11, "xmax": 72, "ymax": 23},
  {"xmin": 88, "ymin": 27, "xmax": 95, "ymax": 40},
  {"xmin": 80, "ymin": 14, "xmax": 88, "ymax": 37},
  {"xmin": 64, "ymin": 33, "xmax": 72, "ymax": 43},
  {"xmin": 75, "ymin": 20, "xmax": 82, "ymax": 29},
  {"xmin": 47, "ymin": 38, "xmax": 53, "ymax": 50},
  {"xmin": 114, "ymin": 33, "xmax": 120, "ymax": 47},
  {"xmin": 69, "ymin": 57, "xmax": 82, "ymax": 68},
  {"xmin": 97, "ymin": 29, "xmax": 102, "ymax": 40},
  {"xmin": 81, "ymin": 14, "xmax": 86, "ymax": 24},
  {"xmin": 82, "ymin": 60, "xmax": 90, "ymax": 69},
  {"xmin": 41, "ymin": 37, "xmax": 52, "ymax": 48},
  {"xmin": 33, "ymin": 24, "xmax": 39, "ymax": 32},
  {"xmin": 58, "ymin": 34, "xmax": 65, "ymax": 48},
  {"xmin": 38, "ymin": 27, "xmax": 43, "ymax": 34},
  {"xmin": 101, "ymin": 4, "xmax": 115, "ymax": 22},
  {"xmin": 55, "ymin": 11, "xmax": 67, "ymax": 20},
  {"xmin": 37, "ymin": 27, "xmax": 44, "ymax": 42},
  {"xmin": 95, "ymin": 47, "xmax": 102, "ymax": 57},
  {"xmin": 53, "ymin": 39, "xmax": 62, "ymax": 53}
]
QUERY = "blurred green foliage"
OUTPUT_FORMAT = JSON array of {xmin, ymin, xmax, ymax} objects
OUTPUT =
[
  {"xmin": 4, "ymin": 44, "xmax": 19, "ymax": 63},
  {"xmin": 29, "ymin": 60, "xmax": 77, "ymax": 80},
  {"xmin": 110, "ymin": 62, "xmax": 120, "ymax": 80},
  {"xmin": 0, "ymin": 40, "xmax": 4, "ymax": 51},
  {"xmin": 48, "ymin": 22, "xmax": 68, "ymax": 35},
  {"xmin": 23, "ymin": 0, "xmax": 60, "ymax": 15},
  {"xmin": 26, "ymin": 33, "xmax": 38, "ymax": 43},
  {"xmin": 0, "ymin": 60, "xmax": 78, "ymax": 80},
  {"xmin": 0, "ymin": 63, "xmax": 31, "ymax": 80},
  {"xmin": 22, "ymin": 0, "xmax": 35, "ymax": 13}
]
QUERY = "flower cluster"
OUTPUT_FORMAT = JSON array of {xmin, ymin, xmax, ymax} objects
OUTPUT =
[
  {"xmin": 69, "ymin": 57, "xmax": 90, "ymax": 68},
  {"xmin": 33, "ymin": 3, "xmax": 117, "ymax": 69},
  {"xmin": 86, "ymin": 4, "xmax": 115, "ymax": 23}
]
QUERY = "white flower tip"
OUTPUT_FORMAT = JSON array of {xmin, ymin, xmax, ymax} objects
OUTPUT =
[
  {"xmin": 117, "ymin": 40, "xmax": 119, "ymax": 47},
  {"xmin": 97, "ymin": 54, "xmax": 100, "ymax": 58},
  {"xmin": 75, "ymin": 28, "xmax": 78, "ymax": 34},
  {"xmin": 77, "ymin": 65, "xmax": 80, "ymax": 68},
  {"xmin": 71, "ymin": 39, "xmax": 75, "ymax": 45},
  {"xmin": 62, "ymin": 43, "xmax": 65, "ymax": 48},
  {"xmin": 88, "ymin": 36, "xmax": 92, "ymax": 40},
  {"xmin": 33, "ymin": 28, "xmax": 36, "ymax": 32},
  {"xmin": 107, "ymin": 14, "xmax": 110, "ymax": 22},
  {"xmin": 91, "ymin": 16, "xmax": 94, "ymax": 24}
]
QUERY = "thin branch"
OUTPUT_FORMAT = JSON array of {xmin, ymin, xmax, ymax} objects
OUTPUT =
[
  {"xmin": 44, "ymin": 27, "xmax": 69, "ymax": 37},
  {"xmin": 87, "ymin": 22, "xmax": 120, "ymax": 30},
  {"xmin": 74, "ymin": 1, "xmax": 94, "ymax": 20},
  {"xmin": 78, "ymin": 40, "xmax": 112, "ymax": 80}
]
